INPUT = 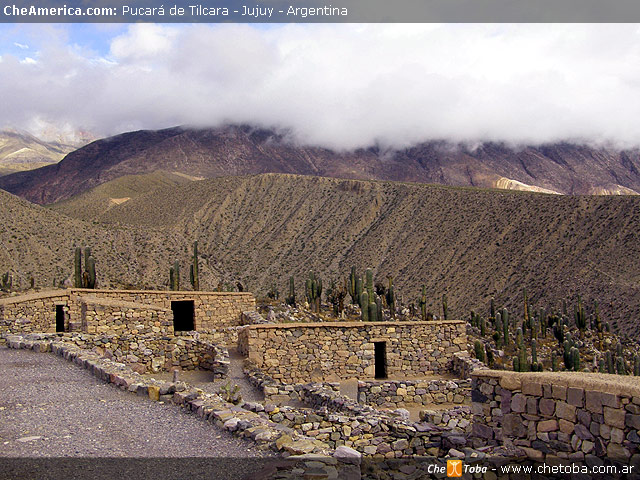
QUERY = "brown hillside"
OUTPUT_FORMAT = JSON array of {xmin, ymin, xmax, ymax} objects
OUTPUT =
[
  {"xmin": 46, "ymin": 174, "xmax": 640, "ymax": 336},
  {"xmin": 2, "ymin": 125, "xmax": 640, "ymax": 203}
]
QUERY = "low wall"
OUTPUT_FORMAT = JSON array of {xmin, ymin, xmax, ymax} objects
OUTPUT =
[
  {"xmin": 358, "ymin": 378, "xmax": 470, "ymax": 408},
  {"xmin": 76, "ymin": 297, "xmax": 173, "ymax": 335},
  {"xmin": 1, "ymin": 289, "xmax": 256, "ymax": 336},
  {"xmin": 11, "ymin": 332, "xmax": 229, "ymax": 376},
  {"xmin": 239, "ymin": 320, "xmax": 466, "ymax": 383},
  {"xmin": 0, "ymin": 291, "xmax": 69, "ymax": 333},
  {"xmin": 472, "ymin": 370, "xmax": 640, "ymax": 461},
  {"xmin": 70, "ymin": 289, "xmax": 255, "ymax": 330}
]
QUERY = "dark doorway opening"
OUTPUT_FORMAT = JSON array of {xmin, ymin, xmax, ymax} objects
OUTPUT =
[
  {"xmin": 172, "ymin": 300, "xmax": 195, "ymax": 332},
  {"xmin": 55, "ymin": 305, "xmax": 65, "ymax": 332},
  {"xmin": 374, "ymin": 341, "xmax": 387, "ymax": 379}
]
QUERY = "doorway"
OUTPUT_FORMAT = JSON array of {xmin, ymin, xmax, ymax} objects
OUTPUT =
[
  {"xmin": 55, "ymin": 305, "xmax": 65, "ymax": 332},
  {"xmin": 171, "ymin": 300, "xmax": 195, "ymax": 332},
  {"xmin": 374, "ymin": 341, "xmax": 387, "ymax": 379}
]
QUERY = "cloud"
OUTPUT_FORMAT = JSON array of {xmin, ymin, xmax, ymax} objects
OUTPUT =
[
  {"xmin": 13, "ymin": 42, "xmax": 29, "ymax": 49},
  {"xmin": 2, "ymin": 23, "xmax": 640, "ymax": 149}
]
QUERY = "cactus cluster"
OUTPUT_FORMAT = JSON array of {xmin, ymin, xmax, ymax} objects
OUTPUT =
[
  {"xmin": 286, "ymin": 276, "xmax": 296, "ymax": 306},
  {"xmin": 74, "ymin": 246, "xmax": 96, "ymax": 289}
]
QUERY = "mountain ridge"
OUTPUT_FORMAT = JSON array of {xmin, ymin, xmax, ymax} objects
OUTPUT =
[{"xmin": 1, "ymin": 125, "xmax": 640, "ymax": 203}]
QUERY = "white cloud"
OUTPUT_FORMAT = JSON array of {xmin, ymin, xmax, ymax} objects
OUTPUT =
[
  {"xmin": 13, "ymin": 42, "xmax": 29, "ymax": 49},
  {"xmin": 3, "ymin": 23, "xmax": 640, "ymax": 149}
]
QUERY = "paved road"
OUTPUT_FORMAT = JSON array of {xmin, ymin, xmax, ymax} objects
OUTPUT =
[{"xmin": 0, "ymin": 347, "xmax": 277, "ymax": 480}]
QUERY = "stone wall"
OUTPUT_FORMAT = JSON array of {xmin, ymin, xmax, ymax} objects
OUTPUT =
[
  {"xmin": 74, "ymin": 297, "xmax": 173, "ymax": 335},
  {"xmin": 0, "ymin": 289, "xmax": 256, "ymax": 337},
  {"xmin": 358, "ymin": 379, "xmax": 470, "ymax": 408},
  {"xmin": 239, "ymin": 320, "xmax": 466, "ymax": 383},
  {"xmin": 0, "ymin": 291, "xmax": 70, "ymax": 333},
  {"xmin": 70, "ymin": 289, "xmax": 255, "ymax": 330},
  {"xmin": 472, "ymin": 369, "xmax": 640, "ymax": 461}
]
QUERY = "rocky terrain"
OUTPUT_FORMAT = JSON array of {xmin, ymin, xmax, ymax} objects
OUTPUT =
[
  {"xmin": 1, "ymin": 173, "xmax": 639, "ymax": 337},
  {"xmin": 1, "ymin": 125, "xmax": 640, "ymax": 204}
]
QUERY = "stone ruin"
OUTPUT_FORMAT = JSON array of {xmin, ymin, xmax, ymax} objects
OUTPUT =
[{"xmin": 3, "ymin": 288, "xmax": 640, "ymax": 478}]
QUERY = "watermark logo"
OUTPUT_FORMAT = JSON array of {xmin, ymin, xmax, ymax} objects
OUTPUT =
[{"xmin": 447, "ymin": 459, "xmax": 463, "ymax": 477}]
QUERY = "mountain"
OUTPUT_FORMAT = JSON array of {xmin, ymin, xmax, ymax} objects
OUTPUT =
[
  {"xmin": 0, "ymin": 129, "xmax": 79, "ymax": 177},
  {"xmin": 1, "ymin": 125, "xmax": 640, "ymax": 204},
  {"xmin": 38, "ymin": 174, "xmax": 640, "ymax": 336}
]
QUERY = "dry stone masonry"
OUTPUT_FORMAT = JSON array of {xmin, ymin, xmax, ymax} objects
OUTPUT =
[
  {"xmin": 472, "ymin": 369, "xmax": 640, "ymax": 462},
  {"xmin": 239, "ymin": 320, "xmax": 466, "ymax": 383}
]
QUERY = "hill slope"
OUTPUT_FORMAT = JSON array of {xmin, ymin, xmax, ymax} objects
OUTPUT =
[
  {"xmin": 2, "ymin": 125, "xmax": 640, "ymax": 203},
  {"xmin": 0, "ymin": 129, "xmax": 77, "ymax": 176},
  {"xmin": 45, "ymin": 174, "xmax": 640, "ymax": 335}
]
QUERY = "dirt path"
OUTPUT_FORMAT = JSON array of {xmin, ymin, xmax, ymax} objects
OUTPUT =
[{"xmin": 0, "ymin": 347, "xmax": 275, "ymax": 479}]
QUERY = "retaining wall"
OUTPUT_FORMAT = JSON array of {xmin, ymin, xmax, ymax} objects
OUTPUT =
[
  {"xmin": 472, "ymin": 369, "xmax": 640, "ymax": 461},
  {"xmin": 358, "ymin": 378, "xmax": 470, "ymax": 408},
  {"xmin": 238, "ymin": 320, "xmax": 466, "ymax": 383}
]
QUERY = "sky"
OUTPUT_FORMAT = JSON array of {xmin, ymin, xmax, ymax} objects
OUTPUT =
[{"xmin": 1, "ymin": 23, "xmax": 640, "ymax": 150}]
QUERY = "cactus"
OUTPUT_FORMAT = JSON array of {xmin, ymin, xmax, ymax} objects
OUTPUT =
[
  {"xmin": 190, "ymin": 241, "xmax": 200, "ymax": 291},
  {"xmin": 571, "ymin": 347, "xmax": 580, "ymax": 371},
  {"xmin": 348, "ymin": 267, "xmax": 358, "ymax": 305},
  {"xmin": 376, "ymin": 295, "xmax": 383, "ymax": 321},
  {"xmin": 365, "ymin": 268, "xmax": 374, "ymax": 300},
  {"xmin": 502, "ymin": 310, "xmax": 509, "ymax": 346},
  {"xmin": 355, "ymin": 276, "xmax": 363, "ymax": 307},
  {"xmin": 386, "ymin": 277, "xmax": 396, "ymax": 318},
  {"xmin": 552, "ymin": 353, "xmax": 558, "ymax": 372},
  {"xmin": 442, "ymin": 293, "xmax": 448, "ymax": 320},
  {"xmin": 85, "ymin": 255, "xmax": 96, "ymax": 289},
  {"xmin": 286, "ymin": 276, "xmax": 296, "ymax": 306},
  {"xmin": 419, "ymin": 286, "xmax": 427, "ymax": 321},
  {"xmin": 0, "ymin": 271, "xmax": 12, "ymax": 292},
  {"xmin": 593, "ymin": 299, "xmax": 602, "ymax": 332},
  {"xmin": 531, "ymin": 339, "xmax": 537, "ymax": 365},
  {"xmin": 305, "ymin": 272, "xmax": 322, "ymax": 313},
  {"xmin": 599, "ymin": 359, "xmax": 606, "ymax": 373},
  {"xmin": 616, "ymin": 357, "xmax": 627, "ymax": 375},
  {"xmin": 518, "ymin": 346, "xmax": 527, "ymax": 372},
  {"xmin": 634, "ymin": 355, "xmax": 640, "ymax": 376},
  {"xmin": 474, "ymin": 340, "xmax": 485, "ymax": 362},
  {"xmin": 606, "ymin": 351, "xmax": 615, "ymax": 374},
  {"xmin": 516, "ymin": 327, "xmax": 523, "ymax": 348},
  {"xmin": 480, "ymin": 317, "xmax": 486, "ymax": 336},
  {"xmin": 513, "ymin": 356, "xmax": 520, "ymax": 372},
  {"xmin": 575, "ymin": 295, "xmax": 586, "ymax": 331},
  {"xmin": 369, "ymin": 301, "xmax": 378, "ymax": 322},
  {"xmin": 360, "ymin": 291, "xmax": 369, "ymax": 321}
]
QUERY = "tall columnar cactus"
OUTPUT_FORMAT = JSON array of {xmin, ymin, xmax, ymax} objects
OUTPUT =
[
  {"xmin": 474, "ymin": 340, "xmax": 486, "ymax": 362},
  {"xmin": 369, "ymin": 301, "xmax": 378, "ymax": 322},
  {"xmin": 375, "ymin": 295, "xmax": 383, "ymax": 321},
  {"xmin": 575, "ymin": 295, "xmax": 586, "ymax": 331},
  {"xmin": 348, "ymin": 267, "xmax": 358, "ymax": 305},
  {"xmin": 85, "ymin": 255, "xmax": 96, "ymax": 289},
  {"xmin": 355, "ymin": 276, "xmax": 363, "ymax": 307},
  {"xmin": 442, "ymin": 293, "xmax": 448, "ymax": 320},
  {"xmin": 516, "ymin": 327, "xmax": 524, "ymax": 349},
  {"xmin": 0, "ymin": 271, "xmax": 12, "ymax": 292},
  {"xmin": 386, "ymin": 277, "xmax": 396, "ymax": 319},
  {"xmin": 606, "ymin": 351, "xmax": 615, "ymax": 374},
  {"xmin": 531, "ymin": 339, "xmax": 537, "ymax": 365},
  {"xmin": 360, "ymin": 291, "xmax": 369, "ymax": 321},
  {"xmin": 571, "ymin": 347, "xmax": 580, "ymax": 371},
  {"xmin": 365, "ymin": 268, "xmax": 374, "ymax": 300},
  {"xmin": 305, "ymin": 272, "xmax": 322, "ymax": 313},
  {"xmin": 593, "ymin": 299, "xmax": 602, "ymax": 332},
  {"xmin": 190, "ymin": 241, "xmax": 200, "ymax": 291},
  {"xmin": 480, "ymin": 317, "xmax": 486, "ymax": 337},
  {"xmin": 419, "ymin": 286, "xmax": 427, "ymax": 321},
  {"xmin": 513, "ymin": 356, "xmax": 520, "ymax": 372},
  {"xmin": 552, "ymin": 353, "xmax": 558, "ymax": 372},
  {"xmin": 286, "ymin": 276, "xmax": 296, "ymax": 306},
  {"xmin": 170, "ymin": 261, "xmax": 180, "ymax": 291},
  {"xmin": 502, "ymin": 309, "xmax": 509, "ymax": 346},
  {"xmin": 74, "ymin": 247, "xmax": 82, "ymax": 288},
  {"xmin": 617, "ymin": 357, "xmax": 627, "ymax": 375}
]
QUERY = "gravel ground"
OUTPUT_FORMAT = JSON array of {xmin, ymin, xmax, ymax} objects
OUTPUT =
[
  {"xmin": 0, "ymin": 347, "xmax": 278, "ymax": 480},
  {"xmin": 142, "ymin": 349, "xmax": 265, "ymax": 402}
]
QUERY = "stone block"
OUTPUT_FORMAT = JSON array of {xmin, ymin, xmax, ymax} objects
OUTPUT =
[
  {"xmin": 538, "ymin": 420, "xmax": 558, "ymax": 432},
  {"xmin": 604, "ymin": 407, "xmax": 626, "ymax": 429},
  {"xmin": 552, "ymin": 385, "xmax": 567, "ymax": 401},
  {"xmin": 556, "ymin": 402, "xmax": 576, "ymax": 422},
  {"xmin": 511, "ymin": 393, "xmax": 527, "ymax": 413},
  {"xmin": 539, "ymin": 398, "xmax": 556, "ymax": 416},
  {"xmin": 567, "ymin": 387, "xmax": 584, "ymax": 407}
]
